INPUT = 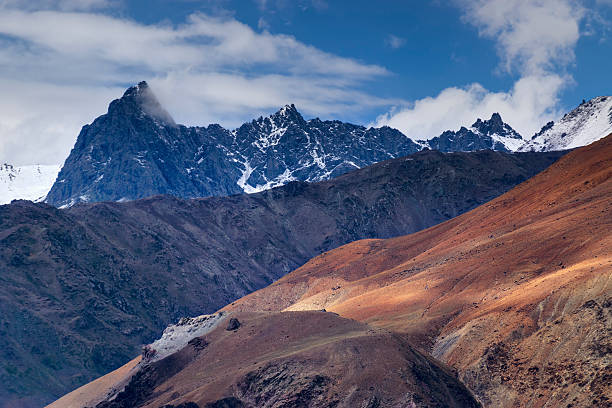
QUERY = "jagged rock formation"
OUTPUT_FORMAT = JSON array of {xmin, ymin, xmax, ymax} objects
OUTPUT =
[
  {"xmin": 32, "ymin": 82, "xmax": 612, "ymax": 207},
  {"xmin": 0, "ymin": 149, "xmax": 564, "ymax": 407},
  {"xmin": 45, "ymin": 82, "xmax": 243, "ymax": 207},
  {"xmin": 45, "ymin": 82, "xmax": 421, "ymax": 207},
  {"xmin": 426, "ymin": 113, "xmax": 524, "ymax": 152},
  {"xmin": 521, "ymin": 96, "xmax": 612, "ymax": 152}
]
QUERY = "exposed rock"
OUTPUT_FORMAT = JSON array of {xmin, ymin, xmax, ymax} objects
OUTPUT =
[
  {"xmin": 45, "ymin": 83, "xmax": 421, "ymax": 207},
  {"xmin": 225, "ymin": 135, "xmax": 612, "ymax": 407},
  {"xmin": 226, "ymin": 318, "xmax": 241, "ymax": 331},
  {"xmin": 425, "ymin": 113, "xmax": 524, "ymax": 152}
]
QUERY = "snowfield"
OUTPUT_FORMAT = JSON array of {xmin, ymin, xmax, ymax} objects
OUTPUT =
[{"xmin": 0, "ymin": 164, "xmax": 61, "ymax": 204}]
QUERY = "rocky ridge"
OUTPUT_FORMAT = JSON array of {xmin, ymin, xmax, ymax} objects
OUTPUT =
[{"xmin": 521, "ymin": 96, "xmax": 612, "ymax": 152}]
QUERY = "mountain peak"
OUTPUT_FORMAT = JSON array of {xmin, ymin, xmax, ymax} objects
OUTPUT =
[
  {"xmin": 112, "ymin": 81, "xmax": 175, "ymax": 125},
  {"xmin": 471, "ymin": 112, "xmax": 521, "ymax": 141},
  {"xmin": 122, "ymin": 80, "xmax": 150, "ymax": 98},
  {"xmin": 520, "ymin": 95, "xmax": 612, "ymax": 152},
  {"xmin": 272, "ymin": 104, "xmax": 304, "ymax": 123},
  {"xmin": 472, "ymin": 112, "xmax": 503, "ymax": 129},
  {"xmin": 490, "ymin": 112, "xmax": 503, "ymax": 124}
]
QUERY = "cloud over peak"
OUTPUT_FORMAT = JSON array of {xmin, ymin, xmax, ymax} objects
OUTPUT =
[{"xmin": 0, "ymin": 4, "xmax": 390, "ymax": 165}]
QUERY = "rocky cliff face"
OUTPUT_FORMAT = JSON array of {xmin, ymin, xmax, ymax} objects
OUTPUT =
[
  {"xmin": 45, "ymin": 82, "xmax": 242, "ymax": 207},
  {"xmin": 45, "ymin": 82, "xmax": 422, "ymax": 207},
  {"xmin": 0, "ymin": 149, "xmax": 563, "ymax": 407}
]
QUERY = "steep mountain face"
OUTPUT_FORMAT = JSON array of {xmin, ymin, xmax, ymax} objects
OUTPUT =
[
  {"xmin": 228, "ymin": 135, "xmax": 612, "ymax": 407},
  {"xmin": 0, "ymin": 164, "xmax": 60, "ymax": 204},
  {"xmin": 45, "ymin": 82, "xmax": 243, "ymax": 207},
  {"xmin": 45, "ymin": 82, "xmax": 421, "ymax": 207},
  {"xmin": 426, "ymin": 113, "xmax": 524, "ymax": 152},
  {"xmin": 232, "ymin": 105, "xmax": 422, "ymax": 193},
  {"xmin": 52, "ymin": 312, "xmax": 480, "ymax": 408},
  {"xmin": 0, "ymin": 149, "xmax": 564, "ymax": 407},
  {"xmin": 520, "ymin": 96, "xmax": 612, "ymax": 152}
]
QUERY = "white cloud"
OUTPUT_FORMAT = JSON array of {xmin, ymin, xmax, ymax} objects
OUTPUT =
[
  {"xmin": 0, "ymin": 6, "xmax": 390, "ymax": 165},
  {"xmin": 376, "ymin": 0, "xmax": 588, "ymax": 140},
  {"xmin": 462, "ymin": 0, "xmax": 584, "ymax": 75},
  {"xmin": 374, "ymin": 74, "xmax": 565, "ymax": 140},
  {"xmin": 385, "ymin": 34, "xmax": 406, "ymax": 49},
  {"xmin": 0, "ymin": 80, "xmax": 122, "ymax": 166}
]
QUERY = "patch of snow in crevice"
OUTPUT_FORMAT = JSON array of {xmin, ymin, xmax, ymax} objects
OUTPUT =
[
  {"xmin": 240, "ymin": 168, "xmax": 297, "ymax": 194},
  {"xmin": 236, "ymin": 159, "xmax": 256, "ymax": 193}
]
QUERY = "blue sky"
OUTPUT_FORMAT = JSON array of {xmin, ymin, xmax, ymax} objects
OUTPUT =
[{"xmin": 0, "ymin": 0, "xmax": 610, "ymax": 164}]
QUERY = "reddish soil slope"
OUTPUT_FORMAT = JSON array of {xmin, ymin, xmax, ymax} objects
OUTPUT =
[
  {"xmin": 228, "ymin": 135, "xmax": 612, "ymax": 407},
  {"xmin": 53, "ymin": 312, "xmax": 480, "ymax": 408}
]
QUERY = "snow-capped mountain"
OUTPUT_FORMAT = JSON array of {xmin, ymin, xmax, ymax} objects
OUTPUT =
[
  {"xmin": 520, "ymin": 96, "xmax": 612, "ymax": 152},
  {"xmin": 425, "ymin": 112, "xmax": 524, "ymax": 152},
  {"xmin": 0, "ymin": 163, "xmax": 61, "ymax": 204},
  {"xmin": 44, "ymin": 81, "xmax": 608, "ymax": 207},
  {"xmin": 45, "ymin": 82, "xmax": 421, "ymax": 207},
  {"xmin": 231, "ymin": 104, "xmax": 421, "ymax": 193}
]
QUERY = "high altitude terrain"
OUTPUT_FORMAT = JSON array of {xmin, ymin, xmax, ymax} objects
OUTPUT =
[
  {"xmin": 228, "ymin": 135, "xmax": 612, "ymax": 407},
  {"xmin": 45, "ymin": 82, "xmax": 421, "ymax": 207},
  {"xmin": 0, "ymin": 164, "xmax": 60, "ymax": 204},
  {"xmin": 55, "ymin": 135, "xmax": 611, "ymax": 408},
  {"xmin": 521, "ymin": 96, "xmax": 612, "ymax": 152},
  {"xmin": 44, "ymin": 82, "xmax": 605, "ymax": 208},
  {"xmin": 1, "ymin": 148, "xmax": 563, "ymax": 408}
]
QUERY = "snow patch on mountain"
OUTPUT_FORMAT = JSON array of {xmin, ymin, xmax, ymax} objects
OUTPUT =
[
  {"xmin": 520, "ymin": 96, "xmax": 612, "ymax": 152},
  {"xmin": 0, "ymin": 164, "xmax": 61, "ymax": 204},
  {"xmin": 145, "ymin": 313, "xmax": 226, "ymax": 363}
]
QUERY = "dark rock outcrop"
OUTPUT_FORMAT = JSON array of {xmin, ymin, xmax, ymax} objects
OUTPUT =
[
  {"xmin": 426, "ymin": 112, "xmax": 523, "ymax": 152},
  {"xmin": 225, "ymin": 318, "xmax": 241, "ymax": 331}
]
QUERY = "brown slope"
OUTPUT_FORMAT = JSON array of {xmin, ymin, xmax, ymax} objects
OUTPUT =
[
  {"xmin": 227, "ymin": 135, "xmax": 612, "ymax": 407},
  {"xmin": 54, "ymin": 311, "xmax": 481, "ymax": 408}
]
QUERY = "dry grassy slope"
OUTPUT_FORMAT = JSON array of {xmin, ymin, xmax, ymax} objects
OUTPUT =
[{"xmin": 228, "ymin": 135, "xmax": 612, "ymax": 408}]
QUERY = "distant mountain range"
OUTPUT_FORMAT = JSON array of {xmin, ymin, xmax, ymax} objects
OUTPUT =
[
  {"xmin": 41, "ymin": 81, "xmax": 612, "ymax": 207},
  {"xmin": 45, "ymin": 82, "xmax": 422, "ymax": 207},
  {"xmin": 0, "ymin": 148, "xmax": 564, "ymax": 407}
]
